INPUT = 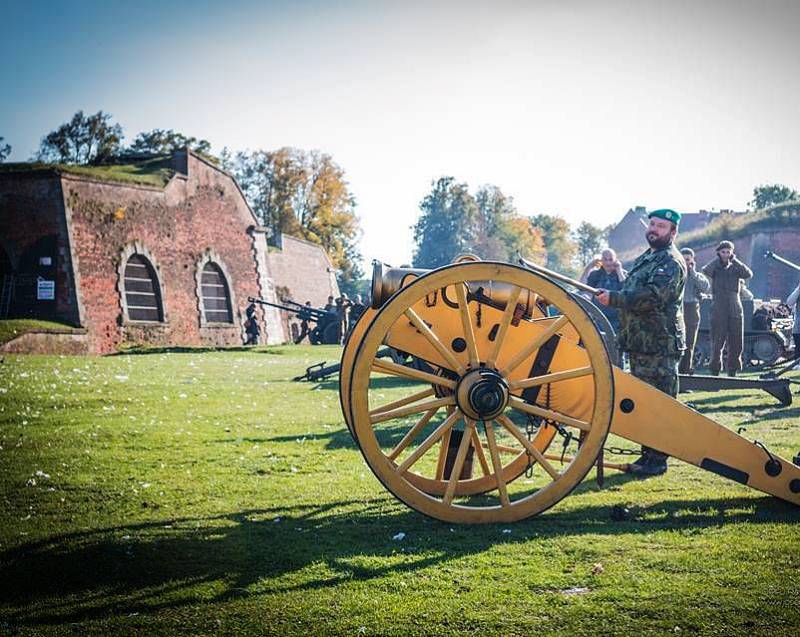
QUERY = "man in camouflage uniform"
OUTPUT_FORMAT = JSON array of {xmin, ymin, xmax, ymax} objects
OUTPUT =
[
  {"xmin": 702, "ymin": 240, "xmax": 753, "ymax": 376},
  {"xmin": 597, "ymin": 209, "xmax": 686, "ymax": 476}
]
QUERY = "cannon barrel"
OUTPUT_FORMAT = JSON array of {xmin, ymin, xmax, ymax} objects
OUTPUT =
[
  {"xmin": 371, "ymin": 260, "xmax": 541, "ymax": 313},
  {"xmin": 765, "ymin": 250, "xmax": 800, "ymax": 273},
  {"xmin": 372, "ymin": 259, "xmax": 599, "ymax": 313},
  {"xmin": 247, "ymin": 296, "xmax": 328, "ymax": 321}
]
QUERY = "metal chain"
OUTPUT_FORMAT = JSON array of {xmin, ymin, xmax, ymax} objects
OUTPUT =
[
  {"xmin": 524, "ymin": 418, "xmax": 538, "ymax": 478},
  {"xmin": 603, "ymin": 446, "xmax": 644, "ymax": 457}
]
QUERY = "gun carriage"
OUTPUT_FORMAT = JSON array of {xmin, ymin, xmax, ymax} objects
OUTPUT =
[{"xmin": 338, "ymin": 258, "xmax": 800, "ymax": 523}]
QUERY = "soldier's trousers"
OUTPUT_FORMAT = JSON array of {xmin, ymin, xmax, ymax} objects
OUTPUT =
[
  {"xmin": 629, "ymin": 353, "xmax": 680, "ymax": 398},
  {"xmin": 629, "ymin": 353, "xmax": 680, "ymax": 460},
  {"xmin": 679, "ymin": 302, "xmax": 700, "ymax": 375},
  {"xmin": 710, "ymin": 309, "xmax": 744, "ymax": 374}
]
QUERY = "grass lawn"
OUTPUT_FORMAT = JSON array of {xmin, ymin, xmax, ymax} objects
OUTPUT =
[{"xmin": 1, "ymin": 345, "xmax": 799, "ymax": 636}]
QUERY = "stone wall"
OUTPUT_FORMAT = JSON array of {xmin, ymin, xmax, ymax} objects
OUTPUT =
[
  {"xmin": 266, "ymin": 234, "xmax": 340, "ymax": 340},
  {"xmin": 1, "ymin": 330, "xmax": 89, "ymax": 355}
]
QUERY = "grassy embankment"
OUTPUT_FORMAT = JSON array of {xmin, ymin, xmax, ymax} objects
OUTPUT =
[
  {"xmin": 0, "ymin": 157, "xmax": 174, "ymax": 188},
  {"xmin": 1, "ymin": 345, "xmax": 799, "ymax": 636},
  {"xmin": 0, "ymin": 320, "xmax": 78, "ymax": 346}
]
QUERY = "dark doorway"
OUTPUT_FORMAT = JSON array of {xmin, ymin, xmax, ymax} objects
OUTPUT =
[{"xmin": 12, "ymin": 235, "xmax": 58, "ymax": 319}]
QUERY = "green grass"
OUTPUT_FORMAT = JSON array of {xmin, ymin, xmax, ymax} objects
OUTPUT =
[
  {"xmin": 1, "ymin": 346, "xmax": 799, "ymax": 636},
  {"xmin": 0, "ymin": 158, "xmax": 174, "ymax": 188},
  {"xmin": 0, "ymin": 319, "xmax": 78, "ymax": 345}
]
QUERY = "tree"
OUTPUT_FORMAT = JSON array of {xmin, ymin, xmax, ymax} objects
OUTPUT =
[
  {"xmin": 530, "ymin": 214, "xmax": 576, "ymax": 276},
  {"xmin": 37, "ymin": 110, "xmax": 123, "ymax": 164},
  {"xmin": 749, "ymin": 183, "xmax": 799, "ymax": 210},
  {"xmin": 0, "ymin": 137, "xmax": 10, "ymax": 162},
  {"xmin": 232, "ymin": 147, "xmax": 363, "ymax": 291},
  {"xmin": 473, "ymin": 186, "xmax": 545, "ymax": 263},
  {"xmin": 412, "ymin": 177, "xmax": 479, "ymax": 268},
  {"xmin": 573, "ymin": 221, "xmax": 605, "ymax": 268},
  {"xmin": 128, "ymin": 128, "xmax": 212, "ymax": 156},
  {"xmin": 472, "ymin": 185, "xmax": 515, "ymax": 260},
  {"xmin": 495, "ymin": 215, "xmax": 546, "ymax": 264}
]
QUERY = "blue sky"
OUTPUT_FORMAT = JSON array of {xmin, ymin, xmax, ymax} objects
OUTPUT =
[{"xmin": 2, "ymin": 0, "xmax": 799, "ymax": 267}]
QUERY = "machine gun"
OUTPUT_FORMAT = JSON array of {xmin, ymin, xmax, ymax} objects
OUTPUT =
[
  {"xmin": 247, "ymin": 296, "xmax": 340, "ymax": 345},
  {"xmin": 337, "ymin": 257, "xmax": 800, "ymax": 523}
]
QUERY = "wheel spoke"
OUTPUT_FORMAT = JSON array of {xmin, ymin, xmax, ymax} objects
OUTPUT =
[
  {"xmin": 509, "ymin": 366, "xmax": 593, "ymax": 390},
  {"xmin": 483, "ymin": 420, "xmax": 510, "ymax": 507},
  {"xmin": 388, "ymin": 408, "xmax": 439, "ymax": 461},
  {"xmin": 370, "ymin": 396, "xmax": 455, "ymax": 425},
  {"xmin": 454, "ymin": 283, "xmax": 479, "ymax": 368},
  {"xmin": 496, "ymin": 415, "xmax": 560, "ymax": 480},
  {"xmin": 434, "ymin": 429, "xmax": 451, "ymax": 480},
  {"xmin": 404, "ymin": 307, "xmax": 466, "ymax": 375},
  {"xmin": 372, "ymin": 358, "xmax": 456, "ymax": 389},
  {"xmin": 396, "ymin": 409, "xmax": 461, "ymax": 474},
  {"xmin": 443, "ymin": 419, "xmax": 476, "ymax": 505},
  {"xmin": 469, "ymin": 423, "xmax": 491, "ymax": 476},
  {"xmin": 486, "ymin": 285, "xmax": 522, "ymax": 368},
  {"xmin": 499, "ymin": 315, "xmax": 569, "ymax": 377},
  {"xmin": 507, "ymin": 396, "xmax": 591, "ymax": 432},
  {"xmin": 370, "ymin": 388, "xmax": 435, "ymax": 416}
]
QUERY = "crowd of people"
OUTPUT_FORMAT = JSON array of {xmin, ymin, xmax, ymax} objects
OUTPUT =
[
  {"xmin": 582, "ymin": 238, "xmax": 799, "ymax": 380},
  {"xmin": 586, "ymin": 210, "xmax": 799, "ymax": 476}
]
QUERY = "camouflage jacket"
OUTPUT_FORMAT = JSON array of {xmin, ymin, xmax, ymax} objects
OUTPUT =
[{"xmin": 608, "ymin": 243, "xmax": 686, "ymax": 355}]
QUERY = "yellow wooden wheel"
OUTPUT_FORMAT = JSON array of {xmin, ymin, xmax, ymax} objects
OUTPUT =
[{"xmin": 344, "ymin": 262, "xmax": 615, "ymax": 523}]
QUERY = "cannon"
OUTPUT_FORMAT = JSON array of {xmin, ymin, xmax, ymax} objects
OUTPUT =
[
  {"xmin": 247, "ymin": 296, "xmax": 340, "ymax": 345},
  {"xmin": 337, "ymin": 258, "xmax": 800, "ymax": 523},
  {"xmin": 765, "ymin": 250, "xmax": 800, "ymax": 274}
]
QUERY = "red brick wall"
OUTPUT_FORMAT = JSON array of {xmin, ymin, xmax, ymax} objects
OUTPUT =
[
  {"xmin": 64, "ymin": 158, "xmax": 264, "ymax": 353},
  {"xmin": 0, "ymin": 172, "xmax": 79, "ymax": 324}
]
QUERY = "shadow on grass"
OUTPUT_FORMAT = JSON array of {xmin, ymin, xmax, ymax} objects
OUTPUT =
[
  {"xmin": 2, "ymin": 494, "xmax": 798, "ymax": 628},
  {"xmin": 112, "ymin": 345, "xmax": 297, "ymax": 356}
]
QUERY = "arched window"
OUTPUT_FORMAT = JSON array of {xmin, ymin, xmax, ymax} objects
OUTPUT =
[
  {"xmin": 200, "ymin": 262, "xmax": 233, "ymax": 323},
  {"xmin": 123, "ymin": 254, "xmax": 164, "ymax": 322}
]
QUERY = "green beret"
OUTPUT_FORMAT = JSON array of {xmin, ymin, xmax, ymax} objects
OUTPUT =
[{"xmin": 648, "ymin": 208, "xmax": 681, "ymax": 225}]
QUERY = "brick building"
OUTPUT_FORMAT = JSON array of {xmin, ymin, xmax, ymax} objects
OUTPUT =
[{"xmin": 0, "ymin": 150, "xmax": 339, "ymax": 353}]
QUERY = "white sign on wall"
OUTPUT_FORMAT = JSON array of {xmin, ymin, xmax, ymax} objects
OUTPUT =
[{"xmin": 37, "ymin": 278, "xmax": 55, "ymax": 300}]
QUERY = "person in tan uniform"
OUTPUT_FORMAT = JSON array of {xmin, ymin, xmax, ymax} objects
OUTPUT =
[
  {"xmin": 679, "ymin": 247, "xmax": 710, "ymax": 374},
  {"xmin": 702, "ymin": 240, "xmax": 753, "ymax": 376}
]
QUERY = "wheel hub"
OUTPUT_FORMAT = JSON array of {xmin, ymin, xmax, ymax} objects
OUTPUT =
[{"xmin": 456, "ymin": 368, "xmax": 509, "ymax": 420}]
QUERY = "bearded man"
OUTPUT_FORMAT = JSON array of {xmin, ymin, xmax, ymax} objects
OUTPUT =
[{"xmin": 597, "ymin": 209, "xmax": 686, "ymax": 476}]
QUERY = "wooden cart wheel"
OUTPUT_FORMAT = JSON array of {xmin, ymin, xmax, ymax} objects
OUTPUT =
[{"xmin": 346, "ymin": 262, "xmax": 615, "ymax": 523}]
